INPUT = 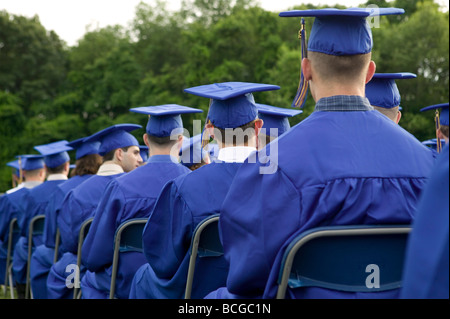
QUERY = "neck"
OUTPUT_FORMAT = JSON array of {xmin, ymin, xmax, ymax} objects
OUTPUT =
[{"xmin": 311, "ymin": 80, "xmax": 366, "ymax": 102}]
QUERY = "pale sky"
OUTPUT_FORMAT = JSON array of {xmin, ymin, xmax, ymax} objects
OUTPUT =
[{"xmin": 1, "ymin": 0, "xmax": 448, "ymax": 46}]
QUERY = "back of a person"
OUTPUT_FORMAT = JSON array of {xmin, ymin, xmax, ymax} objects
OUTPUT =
[{"xmin": 253, "ymin": 109, "xmax": 435, "ymax": 299}]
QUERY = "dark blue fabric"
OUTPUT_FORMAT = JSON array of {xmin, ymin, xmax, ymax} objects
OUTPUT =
[
  {"xmin": 212, "ymin": 108, "xmax": 435, "ymax": 299},
  {"xmin": 81, "ymin": 157, "xmax": 190, "ymax": 299},
  {"xmin": 401, "ymin": 145, "xmax": 449, "ymax": 299},
  {"xmin": 130, "ymin": 162, "xmax": 238, "ymax": 299}
]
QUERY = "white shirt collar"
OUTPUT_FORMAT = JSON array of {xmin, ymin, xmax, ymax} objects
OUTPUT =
[
  {"xmin": 217, "ymin": 146, "xmax": 257, "ymax": 163},
  {"xmin": 96, "ymin": 163, "xmax": 124, "ymax": 176},
  {"xmin": 47, "ymin": 174, "xmax": 68, "ymax": 181}
]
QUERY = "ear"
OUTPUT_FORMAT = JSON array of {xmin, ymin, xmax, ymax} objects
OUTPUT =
[
  {"xmin": 143, "ymin": 133, "xmax": 150, "ymax": 147},
  {"xmin": 301, "ymin": 58, "xmax": 313, "ymax": 81},
  {"xmin": 396, "ymin": 111, "xmax": 402, "ymax": 124},
  {"xmin": 365, "ymin": 60, "xmax": 377, "ymax": 84},
  {"xmin": 254, "ymin": 119, "xmax": 264, "ymax": 136},
  {"xmin": 115, "ymin": 148, "xmax": 124, "ymax": 162},
  {"xmin": 205, "ymin": 122, "xmax": 215, "ymax": 139}
]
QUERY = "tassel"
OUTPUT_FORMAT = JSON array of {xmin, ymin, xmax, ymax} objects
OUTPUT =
[
  {"xmin": 292, "ymin": 18, "xmax": 309, "ymax": 109},
  {"xmin": 435, "ymin": 110, "xmax": 442, "ymax": 153}
]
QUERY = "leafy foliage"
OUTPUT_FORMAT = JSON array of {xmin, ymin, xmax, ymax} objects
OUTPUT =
[{"xmin": 0, "ymin": 1, "xmax": 449, "ymax": 191}]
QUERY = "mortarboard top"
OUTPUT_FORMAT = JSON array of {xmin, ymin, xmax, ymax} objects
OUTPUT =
[
  {"xmin": 279, "ymin": 7, "xmax": 405, "ymax": 108},
  {"xmin": 6, "ymin": 159, "xmax": 20, "ymax": 171},
  {"xmin": 67, "ymin": 137, "xmax": 101, "ymax": 160},
  {"xmin": 84, "ymin": 124, "xmax": 142, "ymax": 156},
  {"xmin": 279, "ymin": 7, "xmax": 405, "ymax": 56},
  {"xmin": 184, "ymin": 82, "xmax": 281, "ymax": 129},
  {"xmin": 179, "ymin": 134, "xmax": 208, "ymax": 168},
  {"xmin": 256, "ymin": 103, "xmax": 303, "ymax": 137},
  {"xmin": 420, "ymin": 103, "xmax": 449, "ymax": 126},
  {"xmin": 366, "ymin": 73, "xmax": 417, "ymax": 109},
  {"xmin": 34, "ymin": 141, "xmax": 73, "ymax": 168},
  {"xmin": 130, "ymin": 104, "xmax": 203, "ymax": 138},
  {"xmin": 15, "ymin": 154, "xmax": 45, "ymax": 171}
]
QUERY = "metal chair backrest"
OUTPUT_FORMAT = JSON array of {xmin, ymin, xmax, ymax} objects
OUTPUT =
[
  {"xmin": 3, "ymin": 217, "xmax": 20, "ymax": 297},
  {"xmin": 73, "ymin": 217, "xmax": 94, "ymax": 299},
  {"xmin": 276, "ymin": 225, "xmax": 411, "ymax": 299},
  {"xmin": 185, "ymin": 214, "xmax": 223, "ymax": 299},
  {"xmin": 109, "ymin": 218, "xmax": 147, "ymax": 299},
  {"xmin": 25, "ymin": 214, "xmax": 46, "ymax": 299}
]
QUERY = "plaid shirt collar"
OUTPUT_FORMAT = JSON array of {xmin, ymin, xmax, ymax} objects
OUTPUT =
[{"xmin": 314, "ymin": 95, "xmax": 374, "ymax": 112}]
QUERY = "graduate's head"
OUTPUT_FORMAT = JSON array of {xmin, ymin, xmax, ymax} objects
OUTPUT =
[
  {"xmin": 366, "ymin": 73, "xmax": 417, "ymax": 123},
  {"xmin": 184, "ymin": 82, "xmax": 280, "ymax": 149},
  {"xmin": 14, "ymin": 155, "xmax": 46, "ymax": 182},
  {"xmin": 256, "ymin": 103, "xmax": 303, "ymax": 149},
  {"xmin": 130, "ymin": 104, "xmax": 203, "ymax": 160},
  {"xmin": 179, "ymin": 134, "xmax": 211, "ymax": 170},
  {"xmin": 279, "ymin": 7, "xmax": 405, "ymax": 106},
  {"xmin": 421, "ymin": 103, "xmax": 450, "ymax": 145},
  {"xmin": 34, "ymin": 140, "xmax": 73, "ymax": 176},
  {"xmin": 68, "ymin": 136, "xmax": 103, "ymax": 176},
  {"xmin": 85, "ymin": 124, "xmax": 143, "ymax": 172}
]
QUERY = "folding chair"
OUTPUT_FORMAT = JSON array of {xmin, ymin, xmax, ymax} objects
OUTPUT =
[
  {"xmin": 53, "ymin": 228, "xmax": 61, "ymax": 264},
  {"xmin": 109, "ymin": 218, "xmax": 147, "ymax": 299},
  {"xmin": 3, "ymin": 217, "xmax": 20, "ymax": 298},
  {"xmin": 25, "ymin": 214, "xmax": 46, "ymax": 299},
  {"xmin": 185, "ymin": 214, "xmax": 223, "ymax": 299},
  {"xmin": 73, "ymin": 217, "xmax": 94, "ymax": 299},
  {"xmin": 276, "ymin": 225, "xmax": 411, "ymax": 299}
]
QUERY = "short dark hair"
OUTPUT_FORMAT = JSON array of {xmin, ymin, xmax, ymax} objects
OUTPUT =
[
  {"xmin": 46, "ymin": 162, "xmax": 67, "ymax": 175},
  {"xmin": 147, "ymin": 134, "xmax": 180, "ymax": 147},
  {"xmin": 440, "ymin": 125, "xmax": 449, "ymax": 138},
  {"xmin": 215, "ymin": 120, "xmax": 257, "ymax": 146},
  {"xmin": 308, "ymin": 51, "xmax": 371, "ymax": 83},
  {"xmin": 102, "ymin": 146, "xmax": 132, "ymax": 162}
]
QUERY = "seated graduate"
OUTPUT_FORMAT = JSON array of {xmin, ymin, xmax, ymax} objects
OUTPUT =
[
  {"xmin": 400, "ymin": 144, "xmax": 449, "ymax": 299},
  {"xmin": 128, "ymin": 82, "xmax": 280, "ymax": 299},
  {"xmin": 29, "ymin": 137, "xmax": 102, "ymax": 299},
  {"xmin": 420, "ymin": 103, "xmax": 449, "ymax": 150},
  {"xmin": 365, "ymin": 72, "xmax": 417, "ymax": 124},
  {"xmin": 206, "ymin": 7, "xmax": 435, "ymax": 299},
  {"xmin": 80, "ymin": 105, "xmax": 200, "ymax": 299},
  {"xmin": 46, "ymin": 124, "xmax": 142, "ymax": 299},
  {"xmin": 14, "ymin": 141, "xmax": 72, "ymax": 299},
  {"xmin": 256, "ymin": 103, "xmax": 303, "ymax": 149},
  {"xmin": 180, "ymin": 134, "xmax": 211, "ymax": 171},
  {"xmin": 0, "ymin": 155, "xmax": 46, "ymax": 289}
]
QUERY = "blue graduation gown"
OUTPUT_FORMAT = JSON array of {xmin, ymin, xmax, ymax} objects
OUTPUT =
[
  {"xmin": 401, "ymin": 145, "xmax": 449, "ymax": 299},
  {"xmin": 81, "ymin": 156, "xmax": 190, "ymax": 299},
  {"xmin": 12, "ymin": 180, "xmax": 66, "ymax": 286},
  {"xmin": 45, "ymin": 173, "xmax": 123, "ymax": 299},
  {"xmin": 129, "ymin": 162, "xmax": 238, "ymax": 299},
  {"xmin": 211, "ymin": 109, "xmax": 435, "ymax": 299},
  {"xmin": 30, "ymin": 175, "xmax": 93, "ymax": 299}
]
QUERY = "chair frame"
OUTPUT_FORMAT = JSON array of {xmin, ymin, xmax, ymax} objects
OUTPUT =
[
  {"xmin": 276, "ymin": 225, "xmax": 411, "ymax": 299},
  {"xmin": 53, "ymin": 228, "xmax": 61, "ymax": 264},
  {"xmin": 3, "ymin": 217, "xmax": 20, "ymax": 298},
  {"xmin": 73, "ymin": 217, "xmax": 94, "ymax": 299},
  {"xmin": 25, "ymin": 214, "xmax": 46, "ymax": 299},
  {"xmin": 109, "ymin": 218, "xmax": 147, "ymax": 299},
  {"xmin": 184, "ymin": 214, "xmax": 222, "ymax": 299}
]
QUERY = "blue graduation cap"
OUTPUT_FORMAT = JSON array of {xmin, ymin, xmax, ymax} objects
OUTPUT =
[
  {"xmin": 279, "ymin": 7, "xmax": 405, "ymax": 108},
  {"xmin": 34, "ymin": 141, "xmax": 73, "ymax": 168},
  {"xmin": 256, "ymin": 104, "xmax": 303, "ymax": 137},
  {"xmin": 184, "ymin": 82, "xmax": 280, "ymax": 129},
  {"xmin": 179, "ymin": 134, "xmax": 208, "ymax": 168},
  {"xmin": 366, "ymin": 73, "xmax": 417, "ymax": 109},
  {"xmin": 130, "ymin": 104, "xmax": 203, "ymax": 138},
  {"xmin": 67, "ymin": 137, "xmax": 101, "ymax": 160},
  {"xmin": 13, "ymin": 155, "xmax": 45, "ymax": 171},
  {"xmin": 139, "ymin": 145, "xmax": 149, "ymax": 163},
  {"xmin": 84, "ymin": 124, "xmax": 142, "ymax": 156},
  {"xmin": 420, "ymin": 103, "xmax": 449, "ymax": 127}
]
